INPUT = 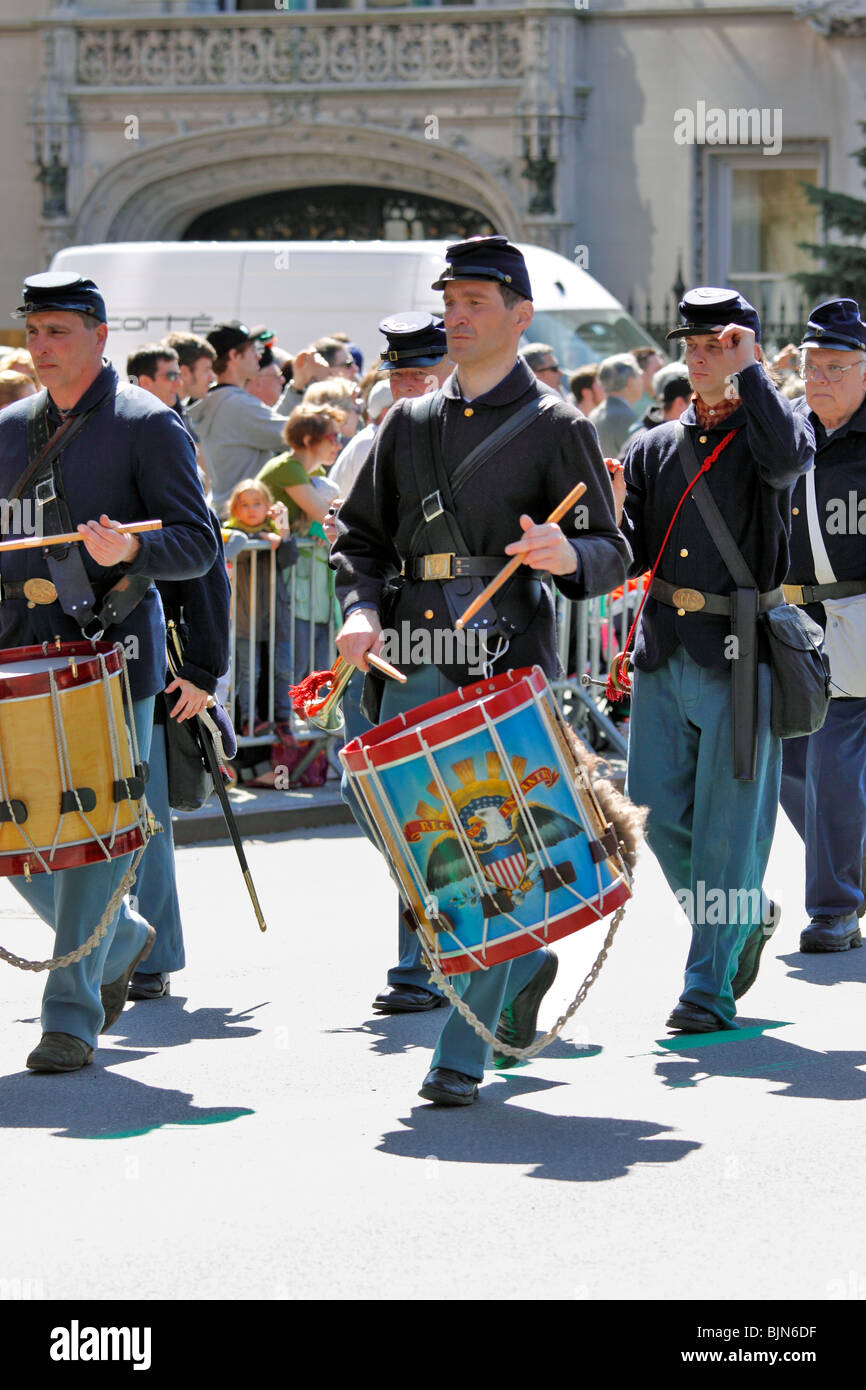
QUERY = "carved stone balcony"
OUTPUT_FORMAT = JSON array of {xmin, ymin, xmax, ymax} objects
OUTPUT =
[{"xmin": 72, "ymin": 13, "xmax": 529, "ymax": 90}]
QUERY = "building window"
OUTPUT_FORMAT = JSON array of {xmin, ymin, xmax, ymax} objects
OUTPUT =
[{"xmin": 706, "ymin": 148, "xmax": 824, "ymax": 328}]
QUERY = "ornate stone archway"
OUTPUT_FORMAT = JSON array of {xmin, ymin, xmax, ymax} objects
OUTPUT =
[{"xmin": 73, "ymin": 124, "xmax": 522, "ymax": 245}]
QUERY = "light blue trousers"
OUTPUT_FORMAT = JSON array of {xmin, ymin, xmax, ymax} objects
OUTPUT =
[
  {"xmin": 122, "ymin": 719, "xmax": 185, "ymax": 975},
  {"xmin": 11, "ymin": 697, "xmax": 155, "ymax": 1048},
  {"xmin": 626, "ymin": 649, "xmax": 781, "ymax": 1024}
]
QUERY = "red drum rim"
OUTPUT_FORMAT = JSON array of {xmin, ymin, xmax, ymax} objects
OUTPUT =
[
  {"xmin": 432, "ymin": 878, "xmax": 632, "ymax": 974},
  {"xmin": 0, "ymin": 825, "xmax": 146, "ymax": 878},
  {"xmin": 342, "ymin": 665, "xmax": 546, "ymax": 774},
  {"xmin": 0, "ymin": 640, "xmax": 123, "ymax": 701}
]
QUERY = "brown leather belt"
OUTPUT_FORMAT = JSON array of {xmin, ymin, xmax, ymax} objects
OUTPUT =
[
  {"xmin": 650, "ymin": 578, "xmax": 783, "ymax": 616},
  {"xmin": 782, "ymin": 579, "xmax": 866, "ymax": 605}
]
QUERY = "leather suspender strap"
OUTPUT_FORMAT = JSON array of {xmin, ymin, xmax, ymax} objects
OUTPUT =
[
  {"xmin": 8, "ymin": 391, "xmax": 101, "ymax": 518},
  {"xmin": 674, "ymin": 424, "xmax": 765, "ymax": 781},
  {"xmin": 404, "ymin": 394, "xmax": 500, "ymax": 634},
  {"xmin": 449, "ymin": 394, "xmax": 559, "ymax": 499},
  {"xmin": 14, "ymin": 385, "xmax": 151, "ymax": 638}
]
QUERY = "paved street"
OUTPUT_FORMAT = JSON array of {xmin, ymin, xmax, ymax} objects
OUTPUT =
[{"xmin": 0, "ymin": 809, "xmax": 863, "ymax": 1304}]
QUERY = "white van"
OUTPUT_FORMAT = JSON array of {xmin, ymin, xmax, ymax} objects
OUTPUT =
[{"xmin": 50, "ymin": 240, "xmax": 657, "ymax": 375}]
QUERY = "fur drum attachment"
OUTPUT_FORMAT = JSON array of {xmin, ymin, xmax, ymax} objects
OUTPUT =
[{"xmin": 563, "ymin": 724, "xmax": 647, "ymax": 875}]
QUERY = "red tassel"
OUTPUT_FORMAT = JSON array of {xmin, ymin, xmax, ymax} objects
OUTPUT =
[
  {"xmin": 605, "ymin": 652, "xmax": 632, "ymax": 703},
  {"xmin": 289, "ymin": 668, "xmax": 335, "ymax": 713}
]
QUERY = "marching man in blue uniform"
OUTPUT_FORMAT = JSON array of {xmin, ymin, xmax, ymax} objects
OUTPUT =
[
  {"xmin": 332, "ymin": 236, "xmax": 630, "ymax": 1105},
  {"xmin": 619, "ymin": 288, "xmax": 814, "ymax": 1033},
  {"xmin": 0, "ymin": 271, "xmax": 216, "ymax": 1072},
  {"xmin": 780, "ymin": 298, "xmax": 866, "ymax": 952}
]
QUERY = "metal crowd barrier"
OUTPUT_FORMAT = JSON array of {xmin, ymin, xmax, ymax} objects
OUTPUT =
[
  {"xmin": 224, "ymin": 536, "xmax": 644, "ymax": 772},
  {"xmin": 553, "ymin": 579, "xmax": 647, "ymax": 761},
  {"xmin": 225, "ymin": 535, "xmax": 339, "ymax": 757}
]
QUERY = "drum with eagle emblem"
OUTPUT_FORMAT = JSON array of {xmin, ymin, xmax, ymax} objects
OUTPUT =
[{"xmin": 341, "ymin": 665, "xmax": 633, "ymax": 973}]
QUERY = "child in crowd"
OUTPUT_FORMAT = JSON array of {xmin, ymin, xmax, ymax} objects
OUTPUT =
[{"xmin": 224, "ymin": 478, "xmax": 296, "ymax": 737}]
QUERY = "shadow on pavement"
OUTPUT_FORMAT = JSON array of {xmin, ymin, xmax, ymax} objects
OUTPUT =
[
  {"xmin": 655, "ymin": 1020, "xmax": 866, "ymax": 1099},
  {"xmin": 0, "ymin": 1051, "xmax": 254, "ymax": 1140},
  {"xmin": 325, "ymin": 1012, "xmax": 449, "ymax": 1056},
  {"xmin": 378, "ymin": 1072, "xmax": 700, "ymax": 1182},
  {"xmin": 778, "ymin": 948, "xmax": 866, "ymax": 987},
  {"xmin": 326, "ymin": 1018, "xmax": 603, "ymax": 1063},
  {"xmin": 107, "ymin": 996, "xmax": 264, "ymax": 1049}
]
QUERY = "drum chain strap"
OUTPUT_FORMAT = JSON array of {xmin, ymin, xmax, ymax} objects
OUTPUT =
[
  {"xmin": 0, "ymin": 843, "xmax": 147, "ymax": 974},
  {"xmin": 423, "ymin": 902, "xmax": 627, "ymax": 1062}
]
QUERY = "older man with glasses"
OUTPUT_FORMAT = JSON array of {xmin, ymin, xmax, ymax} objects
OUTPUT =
[{"xmin": 779, "ymin": 298, "xmax": 866, "ymax": 953}]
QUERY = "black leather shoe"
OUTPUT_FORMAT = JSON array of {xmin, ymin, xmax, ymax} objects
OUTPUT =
[
  {"xmin": 371, "ymin": 984, "xmax": 446, "ymax": 1014},
  {"xmin": 493, "ymin": 948, "xmax": 558, "ymax": 1068},
  {"xmin": 100, "ymin": 924, "xmax": 156, "ymax": 1033},
  {"xmin": 666, "ymin": 1001, "xmax": 728, "ymax": 1034},
  {"xmin": 26, "ymin": 1032, "xmax": 94, "ymax": 1073},
  {"xmin": 418, "ymin": 1067, "xmax": 479, "ymax": 1106},
  {"xmin": 800, "ymin": 912, "xmax": 863, "ymax": 953},
  {"xmin": 128, "ymin": 971, "xmax": 170, "ymax": 1001},
  {"xmin": 732, "ymin": 902, "xmax": 780, "ymax": 1000}
]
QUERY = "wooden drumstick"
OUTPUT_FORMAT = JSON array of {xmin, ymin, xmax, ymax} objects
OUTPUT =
[
  {"xmin": 455, "ymin": 481, "xmax": 588, "ymax": 630},
  {"xmin": 0, "ymin": 520, "xmax": 163, "ymax": 553},
  {"xmin": 367, "ymin": 651, "xmax": 408, "ymax": 684}
]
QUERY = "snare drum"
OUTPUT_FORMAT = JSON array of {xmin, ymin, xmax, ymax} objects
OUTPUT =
[
  {"xmin": 341, "ymin": 665, "xmax": 632, "ymax": 974},
  {"xmin": 0, "ymin": 641, "xmax": 148, "ymax": 877}
]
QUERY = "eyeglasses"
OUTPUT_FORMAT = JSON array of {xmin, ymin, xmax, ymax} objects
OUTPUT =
[
  {"xmin": 539, "ymin": 362, "xmax": 562, "ymax": 374},
  {"xmin": 159, "ymin": 369, "xmax": 182, "ymax": 382},
  {"xmin": 801, "ymin": 357, "xmax": 865, "ymax": 383}
]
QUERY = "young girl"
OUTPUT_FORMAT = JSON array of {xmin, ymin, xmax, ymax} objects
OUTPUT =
[
  {"xmin": 257, "ymin": 404, "xmax": 344, "ymax": 679},
  {"xmin": 224, "ymin": 478, "xmax": 295, "ymax": 736}
]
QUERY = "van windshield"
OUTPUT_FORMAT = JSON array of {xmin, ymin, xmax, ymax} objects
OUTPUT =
[{"xmin": 526, "ymin": 309, "xmax": 659, "ymax": 373}]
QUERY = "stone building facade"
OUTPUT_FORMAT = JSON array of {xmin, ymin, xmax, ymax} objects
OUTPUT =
[{"xmin": 1, "ymin": 0, "xmax": 865, "ymax": 342}]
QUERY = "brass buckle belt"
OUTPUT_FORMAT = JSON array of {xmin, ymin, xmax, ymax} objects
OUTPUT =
[
  {"xmin": 650, "ymin": 578, "xmax": 784, "ymax": 616},
  {"xmin": 0, "ymin": 578, "xmax": 58, "ymax": 606},
  {"xmin": 782, "ymin": 578, "xmax": 866, "ymax": 605},
  {"xmin": 404, "ymin": 554, "xmax": 504, "ymax": 581}
]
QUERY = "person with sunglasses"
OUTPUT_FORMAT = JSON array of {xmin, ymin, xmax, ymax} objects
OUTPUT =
[{"xmin": 127, "ymin": 344, "xmax": 183, "ymax": 409}]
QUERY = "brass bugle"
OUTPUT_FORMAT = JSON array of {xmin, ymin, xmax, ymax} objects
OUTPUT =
[
  {"xmin": 303, "ymin": 656, "xmax": 355, "ymax": 733},
  {"xmin": 297, "ymin": 652, "xmax": 407, "ymax": 733}
]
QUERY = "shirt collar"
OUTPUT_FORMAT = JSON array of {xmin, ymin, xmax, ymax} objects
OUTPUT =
[
  {"xmin": 46, "ymin": 359, "xmax": 116, "ymax": 421},
  {"xmin": 441, "ymin": 357, "xmax": 536, "ymax": 407},
  {"xmin": 690, "ymin": 391, "xmax": 742, "ymax": 430}
]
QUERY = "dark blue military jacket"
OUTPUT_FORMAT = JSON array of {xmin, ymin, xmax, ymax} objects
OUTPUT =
[
  {"xmin": 332, "ymin": 358, "xmax": 631, "ymax": 683},
  {"xmin": 0, "ymin": 362, "xmax": 217, "ymax": 700},
  {"xmin": 620, "ymin": 363, "xmax": 815, "ymax": 672},
  {"xmin": 788, "ymin": 392, "xmax": 866, "ymax": 631}
]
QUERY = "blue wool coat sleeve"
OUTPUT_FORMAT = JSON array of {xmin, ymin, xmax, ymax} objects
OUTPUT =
[
  {"xmin": 735, "ymin": 363, "xmax": 815, "ymax": 489},
  {"xmin": 120, "ymin": 407, "xmax": 218, "ymax": 582}
]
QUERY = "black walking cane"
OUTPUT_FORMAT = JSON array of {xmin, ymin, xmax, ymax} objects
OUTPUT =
[
  {"xmin": 194, "ymin": 709, "xmax": 267, "ymax": 933},
  {"xmin": 167, "ymin": 621, "xmax": 267, "ymax": 932}
]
